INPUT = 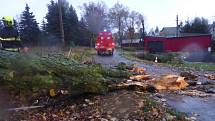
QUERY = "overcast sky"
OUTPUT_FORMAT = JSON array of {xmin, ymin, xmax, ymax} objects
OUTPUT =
[{"xmin": 0, "ymin": 0, "xmax": 215, "ymax": 31}]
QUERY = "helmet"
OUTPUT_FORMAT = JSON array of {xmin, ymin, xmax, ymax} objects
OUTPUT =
[{"xmin": 2, "ymin": 16, "xmax": 14, "ymax": 27}]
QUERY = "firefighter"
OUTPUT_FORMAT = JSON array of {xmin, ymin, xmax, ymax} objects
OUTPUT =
[{"xmin": 0, "ymin": 16, "xmax": 24, "ymax": 52}]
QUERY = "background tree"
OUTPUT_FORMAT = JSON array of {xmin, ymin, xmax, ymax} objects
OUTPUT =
[
  {"xmin": 40, "ymin": 18, "xmax": 48, "ymax": 46},
  {"xmin": 108, "ymin": 2, "xmax": 129, "ymax": 45},
  {"xmin": 19, "ymin": 4, "xmax": 40, "ymax": 46},
  {"xmin": 124, "ymin": 11, "xmax": 141, "ymax": 46},
  {"xmin": 82, "ymin": 1, "xmax": 108, "ymax": 47},
  {"xmin": 182, "ymin": 17, "xmax": 209, "ymax": 33},
  {"xmin": 41, "ymin": 19, "xmax": 47, "ymax": 34},
  {"xmin": 182, "ymin": 20, "xmax": 191, "ymax": 33},
  {"xmin": 13, "ymin": 19, "xmax": 19, "ymax": 31},
  {"xmin": 148, "ymin": 28, "xmax": 155, "ymax": 36},
  {"xmin": 46, "ymin": 0, "xmax": 79, "ymax": 46},
  {"xmin": 46, "ymin": 0, "xmax": 60, "ymax": 45},
  {"xmin": 0, "ymin": 21, "xmax": 4, "ymax": 29},
  {"xmin": 155, "ymin": 26, "xmax": 159, "ymax": 35},
  {"xmin": 74, "ymin": 18, "xmax": 91, "ymax": 46},
  {"xmin": 64, "ymin": 4, "xmax": 79, "ymax": 46}
]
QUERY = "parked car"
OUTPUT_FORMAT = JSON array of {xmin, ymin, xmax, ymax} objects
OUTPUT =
[{"xmin": 95, "ymin": 31, "xmax": 115, "ymax": 55}]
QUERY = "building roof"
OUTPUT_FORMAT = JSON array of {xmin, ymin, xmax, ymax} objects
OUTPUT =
[
  {"xmin": 159, "ymin": 27, "xmax": 177, "ymax": 37},
  {"xmin": 122, "ymin": 39, "xmax": 140, "ymax": 44},
  {"xmin": 159, "ymin": 27, "xmax": 211, "ymax": 37}
]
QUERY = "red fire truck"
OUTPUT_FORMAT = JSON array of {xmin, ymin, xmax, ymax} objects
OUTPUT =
[{"xmin": 95, "ymin": 31, "xmax": 115, "ymax": 55}]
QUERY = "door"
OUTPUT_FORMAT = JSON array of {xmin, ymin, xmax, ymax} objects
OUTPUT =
[{"xmin": 148, "ymin": 41, "xmax": 164, "ymax": 53}]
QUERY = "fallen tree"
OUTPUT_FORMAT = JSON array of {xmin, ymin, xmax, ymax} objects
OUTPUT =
[{"xmin": 0, "ymin": 50, "xmax": 110, "ymax": 97}]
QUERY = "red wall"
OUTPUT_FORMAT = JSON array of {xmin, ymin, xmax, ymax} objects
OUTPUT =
[
  {"xmin": 144, "ymin": 36, "xmax": 165, "ymax": 51},
  {"xmin": 144, "ymin": 35, "xmax": 212, "ymax": 52}
]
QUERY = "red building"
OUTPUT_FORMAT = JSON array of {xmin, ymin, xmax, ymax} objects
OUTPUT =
[{"xmin": 144, "ymin": 35, "xmax": 212, "ymax": 52}]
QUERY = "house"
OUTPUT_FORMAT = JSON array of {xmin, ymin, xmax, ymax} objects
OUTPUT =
[
  {"xmin": 159, "ymin": 27, "xmax": 178, "ymax": 37},
  {"xmin": 159, "ymin": 27, "xmax": 209, "ymax": 37},
  {"xmin": 121, "ymin": 39, "xmax": 142, "ymax": 47}
]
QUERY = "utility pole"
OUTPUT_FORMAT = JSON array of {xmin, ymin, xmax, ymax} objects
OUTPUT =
[
  {"xmin": 176, "ymin": 14, "xmax": 179, "ymax": 37},
  {"xmin": 58, "ymin": 0, "xmax": 65, "ymax": 46},
  {"xmin": 141, "ymin": 19, "xmax": 145, "ymax": 40}
]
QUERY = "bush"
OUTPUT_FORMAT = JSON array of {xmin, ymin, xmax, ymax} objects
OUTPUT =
[
  {"xmin": 137, "ymin": 52, "xmax": 179, "ymax": 63},
  {"xmin": 159, "ymin": 53, "xmax": 177, "ymax": 63},
  {"xmin": 122, "ymin": 47, "xmax": 144, "ymax": 51},
  {"xmin": 142, "ymin": 53, "xmax": 155, "ymax": 61}
]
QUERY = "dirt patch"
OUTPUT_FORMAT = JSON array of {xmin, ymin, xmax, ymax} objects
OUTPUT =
[
  {"xmin": 0, "ymin": 89, "xmax": 16, "ymax": 119},
  {"xmin": 2, "ymin": 91, "xmax": 186, "ymax": 121}
]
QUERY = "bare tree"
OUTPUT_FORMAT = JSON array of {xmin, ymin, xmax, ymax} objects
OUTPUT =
[
  {"xmin": 124, "ymin": 11, "xmax": 140, "ymax": 46},
  {"xmin": 82, "ymin": 1, "xmax": 108, "ymax": 47},
  {"xmin": 108, "ymin": 2, "xmax": 129, "ymax": 46},
  {"xmin": 148, "ymin": 28, "xmax": 155, "ymax": 36}
]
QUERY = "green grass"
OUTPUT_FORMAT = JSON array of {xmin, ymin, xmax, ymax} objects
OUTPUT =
[
  {"xmin": 120, "ymin": 49, "xmax": 215, "ymax": 71},
  {"xmin": 166, "ymin": 108, "xmax": 188, "ymax": 120},
  {"xmin": 142, "ymin": 98, "xmax": 187, "ymax": 120},
  {"xmin": 142, "ymin": 98, "xmax": 157, "ymax": 112},
  {"xmin": 172, "ymin": 62, "xmax": 215, "ymax": 71},
  {"xmin": 122, "ymin": 47, "xmax": 144, "ymax": 51}
]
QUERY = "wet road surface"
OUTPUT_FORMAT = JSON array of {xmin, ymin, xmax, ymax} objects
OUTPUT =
[
  {"xmin": 93, "ymin": 50, "xmax": 179, "ymax": 75},
  {"xmin": 93, "ymin": 49, "xmax": 215, "ymax": 121},
  {"xmin": 166, "ymin": 95, "xmax": 215, "ymax": 121}
]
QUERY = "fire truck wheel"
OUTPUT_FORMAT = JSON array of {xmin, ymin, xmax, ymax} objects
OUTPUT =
[
  {"xmin": 109, "ymin": 51, "xmax": 113, "ymax": 56},
  {"xmin": 97, "ymin": 51, "xmax": 101, "ymax": 56}
]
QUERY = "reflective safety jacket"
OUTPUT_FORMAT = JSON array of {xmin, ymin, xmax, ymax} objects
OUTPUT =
[
  {"xmin": 0, "ymin": 37, "xmax": 21, "ymax": 51},
  {"xmin": 0, "ymin": 26, "xmax": 23, "ymax": 52}
]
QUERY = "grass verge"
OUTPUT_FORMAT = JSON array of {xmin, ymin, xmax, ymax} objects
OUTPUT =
[{"xmin": 120, "ymin": 49, "xmax": 215, "ymax": 71}]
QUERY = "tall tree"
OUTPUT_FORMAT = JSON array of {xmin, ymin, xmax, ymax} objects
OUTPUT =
[
  {"xmin": 65, "ymin": 4, "xmax": 79, "ymax": 46},
  {"xmin": 148, "ymin": 28, "xmax": 155, "ymax": 36},
  {"xmin": 13, "ymin": 19, "xmax": 19, "ymax": 31},
  {"xmin": 46, "ymin": 0, "xmax": 79, "ymax": 46},
  {"xmin": 182, "ymin": 17, "xmax": 209, "ymax": 33},
  {"xmin": 41, "ymin": 18, "xmax": 47, "ymax": 33},
  {"xmin": 82, "ymin": 1, "xmax": 108, "ymax": 47},
  {"xmin": 19, "ymin": 4, "xmax": 40, "ymax": 46},
  {"xmin": 82, "ymin": 1, "xmax": 107, "ymax": 33},
  {"xmin": 155, "ymin": 26, "xmax": 159, "ymax": 34},
  {"xmin": 124, "ymin": 11, "xmax": 140, "ymax": 45},
  {"xmin": 40, "ymin": 18, "xmax": 48, "ymax": 46},
  {"xmin": 46, "ymin": 0, "xmax": 62, "ymax": 44},
  {"xmin": 75, "ymin": 18, "xmax": 91, "ymax": 46},
  {"xmin": 108, "ymin": 2, "xmax": 129, "ymax": 45}
]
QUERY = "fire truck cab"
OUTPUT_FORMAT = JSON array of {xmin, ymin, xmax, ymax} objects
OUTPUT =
[{"xmin": 95, "ymin": 31, "xmax": 115, "ymax": 55}]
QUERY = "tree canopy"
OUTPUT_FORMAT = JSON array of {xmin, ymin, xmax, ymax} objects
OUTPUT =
[
  {"xmin": 82, "ymin": 1, "xmax": 108, "ymax": 33},
  {"xmin": 0, "ymin": 21, "xmax": 3, "ymax": 29},
  {"xmin": 45, "ymin": 0, "xmax": 87, "ymax": 46},
  {"xmin": 19, "ymin": 4, "xmax": 40, "ymax": 46},
  {"xmin": 181, "ymin": 17, "xmax": 209, "ymax": 34}
]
